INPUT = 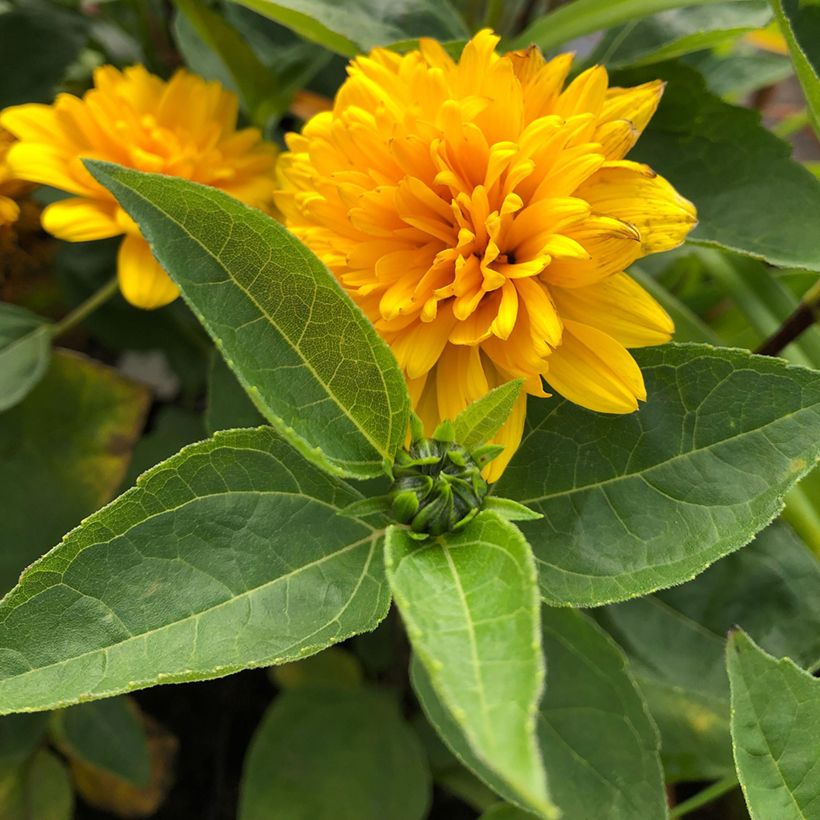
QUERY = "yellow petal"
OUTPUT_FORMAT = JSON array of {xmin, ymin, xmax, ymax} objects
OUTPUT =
[
  {"xmin": 545, "ymin": 319, "xmax": 645, "ymax": 413},
  {"xmin": 42, "ymin": 198, "xmax": 121, "ymax": 241},
  {"xmin": 598, "ymin": 80, "xmax": 664, "ymax": 139},
  {"xmin": 117, "ymin": 235, "xmax": 179, "ymax": 309},
  {"xmin": 552, "ymin": 272, "xmax": 674, "ymax": 347},
  {"xmin": 577, "ymin": 160, "xmax": 697, "ymax": 254},
  {"xmin": 0, "ymin": 194, "xmax": 19, "ymax": 225},
  {"xmin": 4, "ymin": 143, "xmax": 90, "ymax": 196}
]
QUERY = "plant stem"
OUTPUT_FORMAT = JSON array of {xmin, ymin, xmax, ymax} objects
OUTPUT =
[
  {"xmin": 50, "ymin": 277, "xmax": 119, "ymax": 339},
  {"xmin": 670, "ymin": 775, "xmax": 739, "ymax": 818},
  {"xmin": 756, "ymin": 279, "xmax": 820, "ymax": 358}
]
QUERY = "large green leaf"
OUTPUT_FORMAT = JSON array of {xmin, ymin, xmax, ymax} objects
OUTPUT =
[
  {"xmin": 413, "ymin": 608, "xmax": 665, "ymax": 819},
  {"xmin": 0, "ymin": 351, "xmax": 149, "ymax": 595},
  {"xmin": 239, "ymin": 687, "xmax": 431, "ymax": 820},
  {"xmin": 685, "ymin": 48, "xmax": 793, "ymax": 98},
  {"xmin": 769, "ymin": 0, "xmax": 820, "ymax": 135},
  {"xmin": 0, "ymin": 427, "xmax": 390, "ymax": 714},
  {"xmin": 386, "ymin": 513, "xmax": 553, "ymax": 818},
  {"xmin": 513, "ymin": 0, "xmax": 727, "ymax": 53},
  {"xmin": 495, "ymin": 343, "xmax": 820, "ymax": 606},
  {"xmin": 727, "ymin": 630, "xmax": 820, "ymax": 819},
  {"xmin": 0, "ymin": 304, "xmax": 51, "ymax": 414},
  {"xmin": 599, "ymin": 521, "xmax": 820, "ymax": 782},
  {"xmin": 588, "ymin": 1, "xmax": 771, "ymax": 68},
  {"xmin": 87, "ymin": 161, "xmax": 409, "ymax": 480},
  {"xmin": 230, "ymin": 0, "xmax": 469, "ymax": 56},
  {"xmin": 51, "ymin": 698, "xmax": 150, "ymax": 787},
  {"xmin": 621, "ymin": 61, "xmax": 820, "ymax": 271}
]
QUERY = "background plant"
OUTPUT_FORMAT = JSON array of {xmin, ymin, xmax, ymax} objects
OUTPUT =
[{"xmin": 1, "ymin": 1, "xmax": 819, "ymax": 819}]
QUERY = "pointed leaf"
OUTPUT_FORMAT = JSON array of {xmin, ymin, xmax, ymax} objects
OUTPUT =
[
  {"xmin": 0, "ymin": 303, "xmax": 51, "ymax": 413},
  {"xmin": 495, "ymin": 343, "xmax": 820, "ymax": 606},
  {"xmin": 413, "ymin": 608, "xmax": 666, "ymax": 819},
  {"xmin": 239, "ymin": 687, "xmax": 431, "ymax": 820},
  {"xmin": 452, "ymin": 380, "xmax": 523, "ymax": 450},
  {"xmin": 0, "ymin": 427, "xmax": 390, "ymax": 714},
  {"xmin": 769, "ymin": 0, "xmax": 820, "ymax": 135},
  {"xmin": 385, "ymin": 513, "xmax": 553, "ymax": 818},
  {"xmin": 230, "ymin": 0, "xmax": 469, "ymax": 56},
  {"xmin": 86, "ymin": 161, "xmax": 409, "ymax": 480},
  {"xmin": 727, "ymin": 630, "xmax": 820, "ymax": 819}
]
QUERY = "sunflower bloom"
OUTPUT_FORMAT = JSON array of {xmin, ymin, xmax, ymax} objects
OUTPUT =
[
  {"xmin": 0, "ymin": 66, "xmax": 278, "ymax": 308},
  {"xmin": 276, "ymin": 30, "xmax": 696, "ymax": 479}
]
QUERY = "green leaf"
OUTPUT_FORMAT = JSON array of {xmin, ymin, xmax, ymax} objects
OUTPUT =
[
  {"xmin": 479, "ymin": 805, "xmax": 534, "ymax": 820},
  {"xmin": 599, "ymin": 521, "xmax": 820, "ymax": 782},
  {"xmin": 205, "ymin": 351, "xmax": 264, "ymax": 435},
  {"xmin": 413, "ymin": 608, "xmax": 666, "ymax": 819},
  {"xmin": 239, "ymin": 687, "xmax": 431, "ymax": 820},
  {"xmin": 495, "ymin": 343, "xmax": 820, "ymax": 607},
  {"xmin": 0, "ymin": 304, "xmax": 51, "ymax": 414},
  {"xmin": 685, "ymin": 48, "xmax": 793, "ymax": 98},
  {"xmin": 513, "ymin": 0, "xmax": 728, "ymax": 53},
  {"xmin": 0, "ymin": 715, "xmax": 49, "ymax": 769},
  {"xmin": 51, "ymin": 698, "xmax": 150, "ymax": 787},
  {"xmin": 588, "ymin": 1, "xmax": 772, "ymax": 69},
  {"xmin": 0, "ymin": 427, "xmax": 390, "ymax": 714},
  {"xmin": 173, "ymin": 0, "xmax": 287, "ymax": 125},
  {"xmin": 0, "ymin": 7, "xmax": 87, "ymax": 107},
  {"xmin": 620, "ymin": 61, "xmax": 820, "ymax": 271},
  {"xmin": 86, "ymin": 161, "xmax": 410, "ymax": 480},
  {"xmin": 482, "ymin": 497, "xmax": 542, "ymax": 522},
  {"xmin": 0, "ymin": 749, "xmax": 74, "ymax": 820},
  {"xmin": 0, "ymin": 351, "xmax": 149, "ymax": 595},
  {"xmin": 385, "ymin": 513, "xmax": 553, "ymax": 818},
  {"xmin": 727, "ymin": 630, "xmax": 820, "ymax": 819},
  {"xmin": 230, "ymin": 0, "xmax": 469, "ymax": 56},
  {"xmin": 769, "ymin": 0, "xmax": 820, "ymax": 135},
  {"xmin": 452, "ymin": 380, "xmax": 523, "ymax": 450}
]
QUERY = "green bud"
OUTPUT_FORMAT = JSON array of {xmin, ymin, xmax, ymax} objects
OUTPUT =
[{"xmin": 389, "ymin": 432, "xmax": 489, "ymax": 536}]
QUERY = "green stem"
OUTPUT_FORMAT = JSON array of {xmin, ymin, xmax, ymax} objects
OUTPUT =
[
  {"xmin": 756, "ymin": 278, "xmax": 820, "ymax": 359},
  {"xmin": 50, "ymin": 277, "xmax": 119, "ymax": 339},
  {"xmin": 670, "ymin": 775, "xmax": 738, "ymax": 818}
]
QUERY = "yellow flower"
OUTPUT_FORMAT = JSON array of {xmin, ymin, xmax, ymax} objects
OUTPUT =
[
  {"xmin": 276, "ymin": 30, "xmax": 696, "ymax": 479},
  {"xmin": 0, "ymin": 128, "xmax": 28, "ymax": 226},
  {"xmin": 0, "ymin": 66, "xmax": 278, "ymax": 309}
]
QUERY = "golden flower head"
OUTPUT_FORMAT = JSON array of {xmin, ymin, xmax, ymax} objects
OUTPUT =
[
  {"xmin": 0, "ymin": 65, "xmax": 278, "ymax": 309},
  {"xmin": 276, "ymin": 30, "xmax": 696, "ymax": 480}
]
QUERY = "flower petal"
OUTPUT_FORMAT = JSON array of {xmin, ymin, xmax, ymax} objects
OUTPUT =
[
  {"xmin": 546, "ymin": 319, "xmax": 646, "ymax": 413},
  {"xmin": 42, "ymin": 198, "xmax": 121, "ymax": 241},
  {"xmin": 577, "ymin": 160, "xmax": 697, "ymax": 254},
  {"xmin": 552, "ymin": 272, "xmax": 674, "ymax": 347},
  {"xmin": 117, "ymin": 235, "xmax": 179, "ymax": 309}
]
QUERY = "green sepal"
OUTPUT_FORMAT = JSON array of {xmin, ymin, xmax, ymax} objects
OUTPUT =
[
  {"xmin": 483, "ymin": 497, "xmax": 543, "ymax": 522},
  {"xmin": 471, "ymin": 444, "xmax": 505, "ymax": 467},
  {"xmin": 338, "ymin": 496, "xmax": 393, "ymax": 519}
]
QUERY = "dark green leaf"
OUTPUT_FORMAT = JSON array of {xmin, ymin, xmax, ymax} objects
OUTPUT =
[
  {"xmin": 0, "ymin": 715, "xmax": 49, "ymax": 769},
  {"xmin": 413, "ymin": 608, "xmax": 666, "ymax": 819},
  {"xmin": 0, "ymin": 427, "xmax": 390, "ymax": 714},
  {"xmin": 386, "ymin": 513, "xmax": 553, "ymax": 818},
  {"xmin": 621, "ymin": 61, "xmax": 820, "ymax": 270},
  {"xmin": 685, "ymin": 48, "xmax": 793, "ymax": 98},
  {"xmin": 513, "ymin": 0, "xmax": 729, "ymax": 53},
  {"xmin": 479, "ymin": 805, "xmax": 534, "ymax": 820},
  {"xmin": 452, "ymin": 380, "xmax": 523, "ymax": 450},
  {"xmin": 727, "ymin": 630, "xmax": 820, "ymax": 819},
  {"xmin": 599, "ymin": 522, "xmax": 820, "ymax": 782},
  {"xmin": 0, "ymin": 351, "xmax": 149, "ymax": 595},
  {"xmin": 230, "ymin": 0, "xmax": 469, "ymax": 56},
  {"xmin": 205, "ymin": 351, "xmax": 264, "ymax": 435},
  {"xmin": 769, "ymin": 0, "xmax": 820, "ymax": 134},
  {"xmin": 51, "ymin": 698, "xmax": 150, "ymax": 787},
  {"xmin": 495, "ymin": 343, "xmax": 820, "ymax": 606},
  {"xmin": 87, "ymin": 161, "xmax": 410, "ymax": 480},
  {"xmin": 0, "ymin": 303, "xmax": 51, "ymax": 413},
  {"xmin": 239, "ymin": 687, "xmax": 431, "ymax": 820},
  {"xmin": 588, "ymin": 2, "xmax": 771, "ymax": 68},
  {"xmin": 0, "ymin": 749, "xmax": 73, "ymax": 820},
  {"xmin": 0, "ymin": 7, "xmax": 88, "ymax": 107}
]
